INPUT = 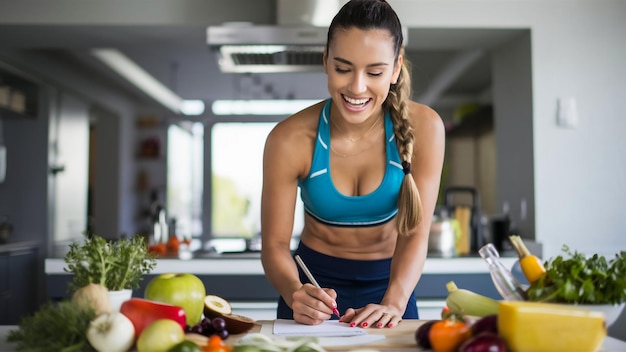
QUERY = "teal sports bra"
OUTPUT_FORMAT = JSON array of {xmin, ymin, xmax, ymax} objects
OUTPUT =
[{"xmin": 298, "ymin": 99, "xmax": 405, "ymax": 227}]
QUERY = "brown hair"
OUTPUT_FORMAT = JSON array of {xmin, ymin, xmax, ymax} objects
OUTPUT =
[{"xmin": 327, "ymin": 0, "xmax": 422, "ymax": 235}]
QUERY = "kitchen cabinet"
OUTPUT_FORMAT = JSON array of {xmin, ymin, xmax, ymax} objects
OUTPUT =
[
  {"xmin": 0, "ymin": 242, "xmax": 39, "ymax": 324},
  {"xmin": 0, "ymin": 65, "xmax": 39, "ymax": 120}
]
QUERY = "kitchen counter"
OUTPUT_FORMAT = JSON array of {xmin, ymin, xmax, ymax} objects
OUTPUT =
[
  {"xmin": 45, "ymin": 254, "xmax": 519, "ymax": 276},
  {"xmin": 243, "ymin": 320, "xmax": 626, "ymax": 351},
  {"xmin": 2, "ymin": 321, "xmax": 624, "ymax": 351},
  {"xmin": 0, "ymin": 240, "xmax": 39, "ymax": 254}
]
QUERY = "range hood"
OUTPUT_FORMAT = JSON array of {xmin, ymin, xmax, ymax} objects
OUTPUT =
[{"xmin": 207, "ymin": 0, "xmax": 341, "ymax": 73}]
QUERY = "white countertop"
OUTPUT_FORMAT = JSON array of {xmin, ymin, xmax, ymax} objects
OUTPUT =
[
  {"xmin": 2, "ymin": 324, "xmax": 625, "ymax": 352},
  {"xmin": 45, "ymin": 256, "xmax": 518, "ymax": 275}
]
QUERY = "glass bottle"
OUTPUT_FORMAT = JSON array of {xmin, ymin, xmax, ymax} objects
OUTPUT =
[{"xmin": 479, "ymin": 243, "xmax": 527, "ymax": 301}]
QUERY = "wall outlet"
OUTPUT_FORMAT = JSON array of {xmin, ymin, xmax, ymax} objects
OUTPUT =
[{"xmin": 557, "ymin": 97, "xmax": 579, "ymax": 128}]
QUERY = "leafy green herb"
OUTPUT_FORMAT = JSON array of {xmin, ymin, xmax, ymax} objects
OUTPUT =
[
  {"xmin": 6, "ymin": 300, "xmax": 96, "ymax": 352},
  {"xmin": 527, "ymin": 245, "xmax": 626, "ymax": 304},
  {"xmin": 64, "ymin": 232, "xmax": 157, "ymax": 292}
]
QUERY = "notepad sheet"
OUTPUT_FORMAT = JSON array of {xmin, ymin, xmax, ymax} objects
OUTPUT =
[{"xmin": 272, "ymin": 319, "xmax": 366, "ymax": 337}]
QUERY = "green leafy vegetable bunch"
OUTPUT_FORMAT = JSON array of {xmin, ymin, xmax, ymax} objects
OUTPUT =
[
  {"xmin": 527, "ymin": 245, "xmax": 626, "ymax": 305},
  {"xmin": 7, "ymin": 300, "xmax": 96, "ymax": 352},
  {"xmin": 64, "ymin": 232, "xmax": 157, "ymax": 292}
]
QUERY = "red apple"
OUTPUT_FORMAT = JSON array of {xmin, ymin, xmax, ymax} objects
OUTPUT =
[{"xmin": 144, "ymin": 273, "xmax": 206, "ymax": 326}]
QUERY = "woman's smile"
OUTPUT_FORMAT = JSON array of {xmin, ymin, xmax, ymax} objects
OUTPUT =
[{"xmin": 341, "ymin": 94, "xmax": 372, "ymax": 111}]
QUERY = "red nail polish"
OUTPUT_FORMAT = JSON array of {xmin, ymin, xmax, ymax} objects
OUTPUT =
[
  {"xmin": 350, "ymin": 322, "xmax": 356, "ymax": 327},
  {"xmin": 377, "ymin": 323, "xmax": 383, "ymax": 328},
  {"xmin": 361, "ymin": 322, "xmax": 368, "ymax": 327},
  {"xmin": 387, "ymin": 323, "xmax": 393, "ymax": 328}
]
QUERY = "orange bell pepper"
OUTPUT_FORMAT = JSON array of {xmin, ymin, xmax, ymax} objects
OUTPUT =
[{"xmin": 429, "ymin": 316, "xmax": 472, "ymax": 352}]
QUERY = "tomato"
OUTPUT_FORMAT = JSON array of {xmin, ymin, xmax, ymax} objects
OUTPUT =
[
  {"xmin": 429, "ymin": 316, "xmax": 472, "ymax": 352},
  {"xmin": 167, "ymin": 236, "xmax": 180, "ymax": 253},
  {"xmin": 149, "ymin": 243, "xmax": 167, "ymax": 255}
]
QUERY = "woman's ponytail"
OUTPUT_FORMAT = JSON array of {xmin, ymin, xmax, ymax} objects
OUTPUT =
[{"xmin": 385, "ymin": 53, "xmax": 423, "ymax": 236}]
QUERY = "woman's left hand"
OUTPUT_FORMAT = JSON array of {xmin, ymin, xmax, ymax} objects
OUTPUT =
[{"xmin": 339, "ymin": 303, "xmax": 403, "ymax": 328}]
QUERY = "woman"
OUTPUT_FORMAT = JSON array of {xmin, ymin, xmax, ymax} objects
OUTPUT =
[{"xmin": 260, "ymin": 0, "xmax": 445, "ymax": 329}]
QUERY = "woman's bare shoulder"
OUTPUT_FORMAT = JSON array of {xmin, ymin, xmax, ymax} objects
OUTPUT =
[
  {"xmin": 407, "ymin": 101, "xmax": 445, "ymax": 136},
  {"xmin": 267, "ymin": 101, "xmax": 323, "ymax": 145},
  {"xmin": 264, "ymin": 100, "xmax": 324, "ymax": 173}
]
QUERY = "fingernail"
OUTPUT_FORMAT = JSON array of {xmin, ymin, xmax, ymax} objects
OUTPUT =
[
  {"xmin": 332, "ymin": 301, "xmax": 337, "ymax": 308},
  {"xmin": 350, "ymin": 322, "xmax": 356, "ymax": 327},
  {"xmin": 387, "ymin": 323, "xmax": 393, "ymax": 328},
  {"xmin": 377, "ymin": 322, "xmax": 383, "ymax": 328},
  {"xmin": 361, "ymin": 322, "xmax": 368, "ymax": 327}
]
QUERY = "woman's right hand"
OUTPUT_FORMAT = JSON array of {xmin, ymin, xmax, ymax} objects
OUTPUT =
[{"xmin": 291, "ymin": 284, "xmax": 338, "ymax": 325}]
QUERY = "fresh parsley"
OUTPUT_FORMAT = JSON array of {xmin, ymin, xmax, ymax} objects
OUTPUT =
[
  {"xmin": 527, "ymin": 245, "xmax": 626, "ymax": 305},
  {"xmin": 64, "ymin": 232, "xmax": 157, "ymax": 292}
]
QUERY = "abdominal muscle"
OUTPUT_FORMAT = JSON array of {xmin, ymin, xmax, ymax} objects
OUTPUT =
[{"xmin": 299, "ymin": 214, "xmax": 398, "ymax": 260}]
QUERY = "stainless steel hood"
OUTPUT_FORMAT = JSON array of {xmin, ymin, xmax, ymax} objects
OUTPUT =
[
  {"xmin": 207, "ymin": 0, "xmax": 341, "ymax": 73},
  {"xmin": 206, "ymin": 24, "xmax": 327, "ymax": 73}
]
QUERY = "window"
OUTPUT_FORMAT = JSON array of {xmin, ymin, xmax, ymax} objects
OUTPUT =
[
  {"xmin": 210, "ymin": 122, "xmax": 304, "ymax": 239},
  {"xmin": 166, "ymin": 122, "xmax": 204, "ymax": 241}
]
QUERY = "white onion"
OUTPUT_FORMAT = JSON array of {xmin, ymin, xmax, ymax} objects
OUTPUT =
[{"xmin": 87, "ymin": 312, "xmax": 135, "ymax": 352}]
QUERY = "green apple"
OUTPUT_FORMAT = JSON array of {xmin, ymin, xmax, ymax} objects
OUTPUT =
[
  {"xmin": 145, "ymin": 273, "xmax": 206, "ymax": 326},
  {"xmin": 136, "ymin": 318, "xmax": 185, "ymax": 352}
]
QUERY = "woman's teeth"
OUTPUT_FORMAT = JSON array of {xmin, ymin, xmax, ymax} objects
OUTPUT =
[{"xmin": 344, "ymin": 96, "xmax": 369, "ymax": 105}]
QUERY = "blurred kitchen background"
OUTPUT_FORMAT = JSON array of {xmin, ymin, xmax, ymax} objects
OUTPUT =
[{"xmin": 0, "ymin": 0, "xmax": 624, "ymax": 329}]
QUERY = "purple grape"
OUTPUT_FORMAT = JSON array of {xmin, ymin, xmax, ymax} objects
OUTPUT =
[
  {"xmin": 185, "ymin": 325, "xmax": 192, "ymax": 333},
  {"xmin": 212, "ymin": 317, "xmax": 226, "ymax": 332},
  {"xmin": 217, "ymin": 329, "xmax": 229, "ymax": 340},
  {"xmin": 190, "ymin": 325, "xmax": 203, "ymax": 334},
  {"xmin": 202, "ymin": 326, "xmax": 215, "ymax": 336},
  {"xmin": 201, "ymin": 318, "xmax": 213, "ymax": 330}
]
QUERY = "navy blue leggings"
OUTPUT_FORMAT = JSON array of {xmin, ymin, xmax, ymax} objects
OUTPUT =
[{"xmin": 276, "ymin": 241, "xmax": 418, "ymax": 319}]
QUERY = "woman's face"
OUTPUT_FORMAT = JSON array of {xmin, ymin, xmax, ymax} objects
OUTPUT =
[{"xmin": 324, "ymin": 27, "xmax": 402, "ymax": 123}]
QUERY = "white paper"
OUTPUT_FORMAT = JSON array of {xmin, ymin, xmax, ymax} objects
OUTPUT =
[
  {"xmin": 272, "ymin": 319, "xmax": 366, "ymax": 337},
  {"xmin": 259, "ymin": 323, "xmax": 387, "ymax": 348}
]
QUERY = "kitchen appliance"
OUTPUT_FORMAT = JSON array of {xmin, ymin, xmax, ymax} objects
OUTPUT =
[
  {"xmin": 206, "ymin": 0, "xmax": 406, "ymax": 73},
  {"xmin": 206, "ymin": 0, "xmax": 335, "ymax": 73},
  {"xmin": 428, "ymin": 208, "xmax": 459, "ymax": 257},
  {"xmin": 444, "ymin": 186, "xmax": 485, "ymax": 254}
]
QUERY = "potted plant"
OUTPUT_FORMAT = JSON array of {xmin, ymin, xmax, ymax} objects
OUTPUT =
[{"xmin": 64, "ymin": 232, "xmax": 157, "ymax": 310}]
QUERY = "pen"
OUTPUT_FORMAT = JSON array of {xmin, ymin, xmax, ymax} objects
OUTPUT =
[{"xmin": 294, "ymin": 254, "xmax": 341, "ymax": 318}]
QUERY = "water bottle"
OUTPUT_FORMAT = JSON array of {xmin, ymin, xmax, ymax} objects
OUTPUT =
[{"xmin": 479, "ymin": 243, "xmax": 527, "ymax": 301}]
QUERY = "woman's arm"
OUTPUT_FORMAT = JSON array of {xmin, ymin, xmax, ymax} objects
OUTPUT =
[
  {"xmin": 260, "ymin": 109, "xmax": 338, "ymax": 324},
  {"xmin": 384, "ymin": 102, "xmax": 446, "ymax": 320},
  {"xmin": 260, "ymin": 119, "xmax": 303, "ymax": 309},
  {"xmin": 341, "ymin": 102, "xmax": 445, "ymax": 328}
]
